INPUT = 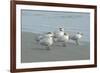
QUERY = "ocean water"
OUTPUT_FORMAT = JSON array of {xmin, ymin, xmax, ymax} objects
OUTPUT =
[{"xmin": 21, "ymin": 10, "xmax": 90, "ymax": 42}]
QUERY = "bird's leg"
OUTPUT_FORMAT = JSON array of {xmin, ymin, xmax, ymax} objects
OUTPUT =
[
  {"xmin": 76, "ymin": 39, "xmax": 79, "ymax": 45},
  {"xmin": 46, "ymin": 46, "xmax": 50, "ymax": 50},
  {"xmin": 62, "ymin": 42, "xmax": 66, "ymax": 47}
]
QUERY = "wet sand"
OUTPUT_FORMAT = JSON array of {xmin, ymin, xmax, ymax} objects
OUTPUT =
[{"xmin": 21, "ymin": 32, "xmax": 90, "ymax": 63}]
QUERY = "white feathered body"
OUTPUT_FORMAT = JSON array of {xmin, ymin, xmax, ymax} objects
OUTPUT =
[
  {"xmin": 39, "ymin": 36, "xmax": 53, "ymax": 46},
  {"xmin": 69, "ymin": 33, "xmax": 83, "ymax": 45},
  {"xmin": 70, "ymin": 34, "xmax": 82, "ymax": 40},
  {"xmin": 36, "ymin": 34, "xmax": 53, "ymax": 48},
  {"xmin": 54, "ymin": 31, "xmax": 64, "ymax": 38},
  {"xmin": 54, "ymin": 34, "xmax": 69, "ymax": 43}
]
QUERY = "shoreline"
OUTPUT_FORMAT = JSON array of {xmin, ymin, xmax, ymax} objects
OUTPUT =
[{"xmin": 22, "ymin": 31, "xmax": 90, "ymax": 42}]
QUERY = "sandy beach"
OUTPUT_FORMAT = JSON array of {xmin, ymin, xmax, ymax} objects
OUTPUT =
[{"xmin": 21, "ymin": 32, "xmax": 90, "ymax": 63}]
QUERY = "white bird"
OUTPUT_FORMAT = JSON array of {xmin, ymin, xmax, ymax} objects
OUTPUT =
[
  {"xmin": 36, "ymin": 32, "xmax": 53, "ymax": 50},
  {"xmin": 54, "ymin": 32, "xmax": 69, "ymax": 47},
  {"xmin": 69, "ymin": 32, "xmax": 83, "ymax": 45},
  {"xmin": 53, "ymin": 27, "xmax": 64, "ymax": 38}
]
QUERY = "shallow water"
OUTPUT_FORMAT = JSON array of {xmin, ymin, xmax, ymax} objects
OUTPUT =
[{"xmin": 21, "ymin": 10, "xmax": 90, "ymax": 42}]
